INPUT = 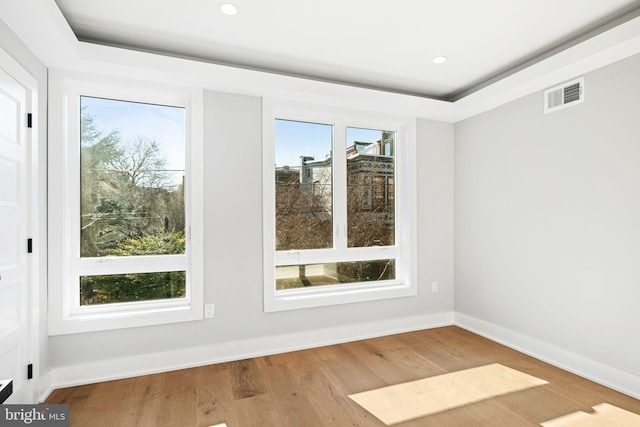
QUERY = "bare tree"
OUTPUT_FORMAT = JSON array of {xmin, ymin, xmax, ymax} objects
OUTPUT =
[
  {"xmin": 275, "ymin": 167, "xmax": 332, "ymax": 250},
  {"xmin": 274, "ymin": 159, "xmax": 396, "ymax": 287},
  {"xmin": 347, "ymin": 168, "xmax": 394, "ymax": 248},
  {"xmin": 80, "ymin": 113, "xmax": 122, "ymax": 257},
  {"xmin": 80, "ymin": 114, "xmax": 184, "ymax": 256}
]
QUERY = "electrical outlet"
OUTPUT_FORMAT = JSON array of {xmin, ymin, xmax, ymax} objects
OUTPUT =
[
  {"xmin": 431, "ymin": 281, "xmax": 439, "ymax": 293},
  {"xmin": 204, "ymin": 303, "xmax": 215, "ymax": 318}
]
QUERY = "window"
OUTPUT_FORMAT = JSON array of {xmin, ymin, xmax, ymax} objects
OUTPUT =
[
  {"xmin": 263, "ymin": 100, "xmax": 417, "ymax": 312},
  {"xmin": 48, "ymin": 71, "xmax": 204, "ymax": 334}
]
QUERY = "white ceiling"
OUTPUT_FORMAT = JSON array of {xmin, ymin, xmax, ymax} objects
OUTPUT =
[{"xmin": 50, "ymin": 0, "xmax": 640, "ymax": 101}]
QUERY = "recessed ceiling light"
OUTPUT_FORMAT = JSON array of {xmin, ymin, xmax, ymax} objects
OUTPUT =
[
  {"xmin": 432, "ymin": 56, "xmax": 448, "ymax": 64},
  {"xmin": 219, "ymin": 2, "xmax": 238, "ymax": 15}
]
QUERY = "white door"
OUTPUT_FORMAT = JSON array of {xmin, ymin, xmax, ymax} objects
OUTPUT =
[{"xmin": 0, "ymin": 61, "xmax": 32, "ymax": 403}]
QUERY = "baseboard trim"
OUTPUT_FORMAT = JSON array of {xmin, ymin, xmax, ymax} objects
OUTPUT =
[
  {"xmin": 38, "ymin": 369, "xmax": 54, "ymax": 403},
  {"xmin": 40, "ymin": 311, "xmax": 454, "ymax": 401},
  {"xmin": 454, "ymin": 312, "xmax": 640, "ymax": 399}
]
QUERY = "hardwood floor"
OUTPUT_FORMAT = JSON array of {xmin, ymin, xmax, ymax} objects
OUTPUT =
[{"xmin": 45, "ymin": 326, "xmax": 640, "ymax": 426}]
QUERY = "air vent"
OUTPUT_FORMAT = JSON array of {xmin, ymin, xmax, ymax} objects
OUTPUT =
[{"xmin": 544, "ymin": 77, "xmax": 584, "ymax": 114}]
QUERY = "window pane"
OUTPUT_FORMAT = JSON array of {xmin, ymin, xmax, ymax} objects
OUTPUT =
[
  {"xmin": 346, "ymin": 127, "xmax": 395, "ymax": 247},
  {"xmin": 275, "ymin": 119, "xmax": 333, "ymax": 250},
  {"xmin": 276, "ymin": 259, "xmax": 395, "ymax": 290},
  {"xmin": 80, "ymin": 271, "xmax": 186, "ymax": 305},
  {"xmin": 80, "ymin": 96, "xmax": 186, "ymax": 257}
]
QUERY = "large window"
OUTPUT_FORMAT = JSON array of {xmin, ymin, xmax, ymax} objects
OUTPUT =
[
  {"xmin": 263, "ymin": 101, "xmax": 417, "ymax": 311},
  {"xmin": 79, "ymin": 96, "xmax": 187, "ymax": 305},
  {"xmin": 48, "ymin": 71, "xmax": 204, "ymax": 334}
]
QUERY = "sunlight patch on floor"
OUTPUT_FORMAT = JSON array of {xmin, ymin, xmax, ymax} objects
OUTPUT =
[
  {"xmin": 349, "ymin": 363, "xmax": 548, "ymax": 425},
  {"xmin": 541, "ymin": 403, "xmax": 640, "ymax": 426}
]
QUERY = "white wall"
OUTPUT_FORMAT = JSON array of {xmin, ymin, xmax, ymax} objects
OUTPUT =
[
  {"xmin": 0, "ymin": 18, "xmax": 48, "ymax": 379},
  {"xmin": 47, "ymin": 92, "xmax": 455, "ymax": 370},
  {"xmin": 455, "ymin": 53, "xmax": 640, "ymax": 391},
  {"xmin": 5, "ymin": 0, "xmax": 640, "ymax": 400}
]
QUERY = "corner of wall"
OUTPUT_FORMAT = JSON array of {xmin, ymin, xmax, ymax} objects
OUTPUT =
[{"xmin": 454, "ymin": 312, "xmax": 640, "ymax": 399}]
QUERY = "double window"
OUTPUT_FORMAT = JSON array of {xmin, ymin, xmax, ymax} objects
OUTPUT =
[
  {"xmin": 48, "ymin": 72, "xmax": 204, "ymax": 334},
  {"xmin": 263, "ymin": 100, "xmax": 417, "ymax": 311}
]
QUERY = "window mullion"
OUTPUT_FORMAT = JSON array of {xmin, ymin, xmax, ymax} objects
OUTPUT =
[
  {"xmin": 332, "ymin": 120, "xmax": 348, "ymax": 252},
  {"xmin": 72, "ymin": 255, "xmax": 188, "ymax": 275}
]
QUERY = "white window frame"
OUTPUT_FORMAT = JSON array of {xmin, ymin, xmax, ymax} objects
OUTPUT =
[
  {"xmin": 263, "ymin": 99, "xmax": 417, "ymax": 312},
  {"xmin": 48, "ymin": 70, "xmax": 204, "ymax": 335}
]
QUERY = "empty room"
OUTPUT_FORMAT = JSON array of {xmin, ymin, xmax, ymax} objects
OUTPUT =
[{"xmin": 1, "ymin": 1, "xmax": 639, "ymax": 426}]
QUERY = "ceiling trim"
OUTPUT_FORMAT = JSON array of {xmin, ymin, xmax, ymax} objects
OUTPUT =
[
  {"xmin": 452, "ymin": 13, "xmax": 640, "ymax": 122},
  {"xmin": 449, "ymin": 5, "xmax": 640, "ymax": 101},
  {"xmin": 2, "ymin": 0, "xmax": 640, "ymax": 123},
  {"xmin": 71, "ymin": 35, "xmax": 454, "ymax": 103}
]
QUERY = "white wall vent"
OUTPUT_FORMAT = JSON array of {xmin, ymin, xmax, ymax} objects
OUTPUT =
[{"xmin": 544, "ymin": 77, "xmax": 584, "ymax": 114}]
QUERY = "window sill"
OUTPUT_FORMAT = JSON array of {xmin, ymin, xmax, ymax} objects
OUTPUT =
[
  {"xmin": 264, "ymin": 280, "xmax": 417, "ymax": 312},
  {"xmin": 48, "ymin": 299, "xmax": 203, "ymax": 335}
]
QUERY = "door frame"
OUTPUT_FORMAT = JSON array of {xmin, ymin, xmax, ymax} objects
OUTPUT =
[{"xmin": 0, "ymin": 45, "xmax": 41, "ymax": 404}]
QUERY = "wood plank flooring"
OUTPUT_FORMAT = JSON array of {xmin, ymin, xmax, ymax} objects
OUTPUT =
[{"xmin": 45, "ymin": 326, "xmax": 640, "ymax": 426}]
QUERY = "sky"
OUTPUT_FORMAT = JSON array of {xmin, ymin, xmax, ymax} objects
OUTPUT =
[
  {"xmin": 275, "ymin": 119, "xmax": 389, "ymax": 167},
  {"xmin": 80, "ymin": 100, "xmax": 390, "ymax": 172},
  {"xmin": 80, "ymin": 96, "xmax": 185, "ymax": 173}
]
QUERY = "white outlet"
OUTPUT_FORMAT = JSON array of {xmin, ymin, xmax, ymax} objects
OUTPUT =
[
  {"xmin": 431, "ymin": 281, "xmax": 439, "ymax": 293},
  {"xmin": 204, "ymin": 303, "xmax": 215, "ymax": 318}
]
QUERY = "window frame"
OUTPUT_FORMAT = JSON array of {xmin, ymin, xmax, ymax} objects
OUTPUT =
[
  {"xmin": 48, "ymin": 70, "xmax": 204, "ymax": 335},
  {"xmin": 263, "ymin": 99, "xmax": 417, "ymax": 312}
]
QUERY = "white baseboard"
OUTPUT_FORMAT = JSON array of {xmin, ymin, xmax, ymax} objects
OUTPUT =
[
  {"xmin": 38, "ymin": 369, "xmax": 54, "ymax": 404},
  {"xmin": 39, "ymin": 311, "xmax": 454, "ymax": 401},
  {"xmin": 455, "ymin": 312, "xmax": 640, "ymax": 399}
]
